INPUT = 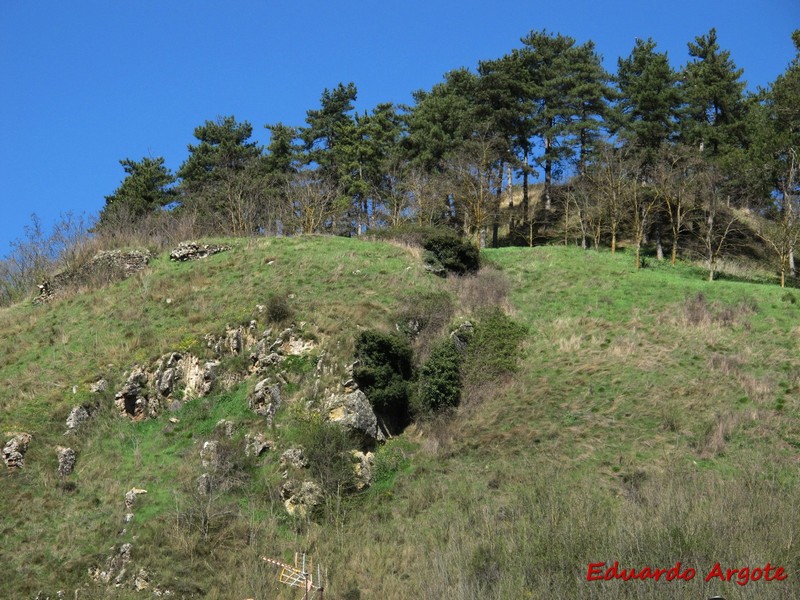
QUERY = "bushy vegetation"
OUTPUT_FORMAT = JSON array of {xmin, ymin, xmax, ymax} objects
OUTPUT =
[
  {"xmin": 421, "ymin": 230, "xmax": 481, "ymax": 276},
  {"xmin": 352, "ymin": 330, "xmax": 414, "ymax": 432},
  {"xmin": 414, "ymin": 336, "xmax": 463, "ymax": 415},
  {"xmin": 263, "ymin": 292, "xmax": 293, "ymax": 324}
]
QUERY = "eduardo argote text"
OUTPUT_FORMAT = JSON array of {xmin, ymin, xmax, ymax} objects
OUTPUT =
[{"xmin": 587, "ymin": 561, "xmax": 788, "ymax": 586}]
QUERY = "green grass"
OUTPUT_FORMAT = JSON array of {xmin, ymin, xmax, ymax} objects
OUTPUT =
[{"xmin": 2, "ymin": 238, "xmax": 800, "ymax": 599}]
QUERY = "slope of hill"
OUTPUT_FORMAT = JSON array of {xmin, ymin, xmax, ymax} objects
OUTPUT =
[{"xmin": 1, "ymin": 236, "xmax": 798, "ymax": 600}]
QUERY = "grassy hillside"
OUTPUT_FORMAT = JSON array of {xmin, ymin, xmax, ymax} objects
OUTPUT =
[{"xmin": 1, "ymin": 237, "xmax": 799, "ymax": 600}]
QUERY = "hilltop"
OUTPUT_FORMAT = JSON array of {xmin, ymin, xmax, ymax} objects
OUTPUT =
[{"xmin": 1, "ymin": 236, "xmax": 799, "ymax": 600}]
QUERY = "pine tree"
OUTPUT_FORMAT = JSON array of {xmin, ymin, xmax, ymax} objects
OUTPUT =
[
  {"xmin": 679, "ymin": 28, "xmax": 747, "ymax": 157},
  {"xmin": 177, "ymin": 115, "xmax": 262, "ymax": 190},
  {"xmin": 517, "ymin": 30, "xmax": 579, "ymax": 210},
  {"xmin": 97, "ymin": 157, "xmax": 176, "ymax": 229},
  {"xmin": 615, "ymin": 38, "xmax": 682, "ymax": 167}
]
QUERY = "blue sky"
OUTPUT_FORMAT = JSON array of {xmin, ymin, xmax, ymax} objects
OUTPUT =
[{"xmin": 1, "ymin": 0, "xmax": 798, "ymax": 257}]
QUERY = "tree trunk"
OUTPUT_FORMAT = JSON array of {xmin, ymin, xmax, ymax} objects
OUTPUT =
[
  {"xmin": 522, "ymin": 153, "xmax": 529, "ymax": 224},
  {"xmin": 656, "ymin": 234, "xmax": 664, "ymax": 261},
  {"xmin": 544, "ymin": 136, "xmax": 552, "ymax": 211},
  {"xmin": 671, "ymin": 239, "xmax": 678, "ymax": 266}
]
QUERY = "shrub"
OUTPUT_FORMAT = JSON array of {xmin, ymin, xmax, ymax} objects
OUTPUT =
[
  {"xmin": 414, "ymin": 337, "xmax": 462, "ymax": 415},
  {"xmin": 375, "ymin": 225, "xmax": 480, "ymax": 276},
  {"xmin": 294, "ymin": 415, "xmax": 357, "ymax": 495},
  {"xmin": 353, "ymin": 330, "xmax": 413, "ymax": 432},
  {"xmin": 422, "ymin": 231, "xmax": 480, "ymax": 276},
  {"xmin": 264, "ymin": 293, "xmax": 293, "ymax": 323}
]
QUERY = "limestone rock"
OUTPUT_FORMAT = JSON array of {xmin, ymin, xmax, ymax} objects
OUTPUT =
[
  {"xmin": 65, "ymin": 405, "xmax": 90, "ymax": 431},
  {"xmin": 248, "ymin": 379, "xmax": 281, "ymax": 423},
  {"xmin": 188, "ymin": 359, "xmax": 219, "ymax": 398},
  {"xmin": 56, "ymin": 446, "xmax": 76, "ymax": 477},
  {"xmin": 324, "ymin": 390, "xmax": 383, "ymax": 444},
  {"xmin": 2, "ymin": 432, "xmax": 31, "ymax": 469},
  {"xmin": 133, "ymin": 569, "xmax": 151, "ymax": 591},
  {"xmin": 244, "ymin": 433, "xmax": 273, "ymax": 457},
  {"xmin": 200, "ymin": 441, "xmax": 220, "ymax": 468},
  {"xmin": 114, "ymin": 367, "xmax": 151, "ymax": 419},
  {"xmin": 169, "ymin": 242, "xmax": 230, "ymax": 262},
  {"xmin": 124, "ymin": 488, "xmax": 147, "ymax": 511},
  {"xmin": 450, "ymin": 321, "xmax": 474, "ymax": 352},
  {"xmin": 90, "ymin": 378, "xmax": 108, "ymax": 393},
  {"xmin": 285, "ymin": 336, "xmax": 318, "ymax": 356},
  {"xmin": 34, "ymin": 250, "xmax": 150, "ymax": 303},
  {"xmin": 204, "ymin": 324, "xmax": 257, "ymax": 358},
  {"xmin": 280, "ymin": 447, "xmax": 308, "ymax": 473},
  {"xmin": 215, "ymin": 419, "xmax": 235, "ymax": 439},
  {"xmin": 351, "ymin": 450, "xmax": 375, "ymax": 491},
  {"xmin": 89, "ymin": 543, "xmax": 132, "ymax": 586},
  {"xmin": 281, "ymin": 480, "xmax": 323, "ymax": 517},
  {"xmin": 249, "ymin": 341, "xmax": 284, "ymax": 371}
]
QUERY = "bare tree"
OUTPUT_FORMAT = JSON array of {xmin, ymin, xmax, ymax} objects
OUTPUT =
[
  {"xmin": 287, "ymin": 172, "xmax": 344, "ymax": 234},
  {"xmin": 628, "ymin": 174, "xmax": 660, "ymax": 270},
  {"xmin": 755, "ymin": 148, "xmax": 800, "ymax": 287},
  {"xmin": 586, "ymin": 146, "xmax": 628, "ymax": 253},
  {"xmin": 399, "ymin": 167, "xmax": 448, "ymax": 227},
  {"xmin": 651, "ymin": 146, "xmax": 703, "ymax": 265},
  {"xmin": 445, "ymin": 130, "xmax": 505, "ymax": 248},
  {"xmin": 565, "ymin": 176, "xmax": 602, "ymax": 249},
  {"xmin": 698, "ymin": 168, "xmax": 740, "ymax": 281}
]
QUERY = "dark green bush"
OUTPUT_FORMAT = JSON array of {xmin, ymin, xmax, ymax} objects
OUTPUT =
[
  {"xmin": 264, "ymin": 293, "xmax": 293, "ymax": 323},
  {"xmin": 415, "ymin": 337, "xmax": 462, "ymax": 415},
  {"xmin": 422, "ymin": 231, "xmax": 480, "ymax": 276},
  {"xmin": 353, "ymin": 330, "xmax": 413, "ymax": 432}
]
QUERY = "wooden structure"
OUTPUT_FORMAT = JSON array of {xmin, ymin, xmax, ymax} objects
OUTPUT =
[{"xmin": 262, "ymin": 553, "xmax": 324, "ymax": 600}]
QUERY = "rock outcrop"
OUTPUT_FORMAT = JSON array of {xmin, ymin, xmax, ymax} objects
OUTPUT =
[
  {"xmin": 244, "ymin": 433, "xmax": 273, "ymax": 457},
  {"xmin": 200, "ymin": 441, "xmax": 220, "ymax": 469},
  {"xmin": 124, "ymin": 488, "xmax": 147, "ymax": 511},
  {"xmin": 280, "ymin": 480, "xmax": 323, "ymax": 517},
  {"xmin": 351, "ymin": 450, "xmax": 375, "ymax": 490},
  {"xmin": 169, "ymin": 242, "xmax": 230, "ymax": 262},
  {"xmin": 88, "ymin": 543, "xmax": 132, "ymax": 586},
  {"xmin": 114, "ymin": 367, "xmax": 151, "ymax": 419},
  {"xmin": 248, "ymin": 379, "xmax": 281, "ymax": 423},
  {"xmin": 34, "ymin": 250, "xmax": 151, "ymax": 303},
  {"xmin": 215, "ymin": 419, "xmax": 235, "ymax": 439},
  {"xmin": 324, "ymin": 390, "xmax": 383, "ymax": 445},
  {"xmin": 65, "ymin": 405, "xmax": 91, "ymax": 431},
  {"xmin": 3, "ymin": 432, "xmax": 32, "ymax": 469},
  {"xmin": 115, "ymin": 352, "xmax": 225, "ymax": 420},
  {"xmin": 280, "ymin": 447, "xmax": 308, "ymax": 473},
  {"xmin": 56, "ymin": 446, "xmax": 76, "ymax": 477}
]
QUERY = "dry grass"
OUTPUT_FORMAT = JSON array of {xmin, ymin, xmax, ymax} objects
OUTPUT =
[{"xmin": 448, "ymin": 266, "xmax": 511, "ymax": 315}]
